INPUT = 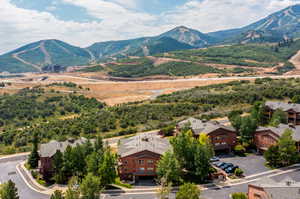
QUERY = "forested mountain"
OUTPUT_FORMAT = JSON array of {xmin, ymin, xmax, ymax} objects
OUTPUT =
[
  {"xmin": 2, "ymin": 4, "xmax": 300, "ymax": 73},
  {"xmin": 87, "ymin": 36, "xmax": 193, "ymax": 59},
  {"xmin": 0, "ymin": 39, "xmax": 93, "ymax": 73},
  {"xmin": 210, "ymin": 4, "xmax": 300, "ymax": 43}
]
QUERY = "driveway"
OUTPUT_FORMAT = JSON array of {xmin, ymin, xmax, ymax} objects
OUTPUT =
[{"xmin": 219, "ymin": 154, "xmax": 270, "ymax": 176}]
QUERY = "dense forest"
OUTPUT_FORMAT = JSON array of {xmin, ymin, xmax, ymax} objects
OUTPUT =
[{"xmin": 1, "ymin": 78, "xmax": 300, "ymax": 154}]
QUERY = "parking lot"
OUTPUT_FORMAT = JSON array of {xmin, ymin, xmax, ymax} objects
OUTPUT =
[{"xmin": 217, "ymin": 154, "xmax": 270, "ymax": 176}]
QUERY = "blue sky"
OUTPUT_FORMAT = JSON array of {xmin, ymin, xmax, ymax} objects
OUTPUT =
[{"xmin": 1, "ymin": 0, "xmax": 300, "ymax": 54}]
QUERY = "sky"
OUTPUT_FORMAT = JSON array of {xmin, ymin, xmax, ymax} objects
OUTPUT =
[{"xmin": 1, "ymin": 0, "xmax": 300, "ymax": 54}]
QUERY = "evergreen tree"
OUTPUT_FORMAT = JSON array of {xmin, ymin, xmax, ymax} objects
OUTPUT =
[
  {"xmin": 278, "ymin": 129, "xmax": 299, "ymax": 166},
  {"xmin": 94, "ymin": 136, "xmax": 104, "ymax": 153},
  {"xmin": 52, "ymin": 150, "xmax": 65, "ymax": 184},
  {"xmin": 86, "ymin": 152, "xmax": 102, "ymax": 176},
  {"xmin": 28, "ymin": 132, "xmax": 39, "ymax": 169},
  {"xmin": 264, "ymin": 145, "xmax": 280, "ymax": 167},
  {"xmin": 0, "ymin": 180, "xmax": 19, "ymax": 199}
]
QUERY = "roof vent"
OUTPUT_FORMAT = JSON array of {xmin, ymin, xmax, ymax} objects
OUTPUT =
[{"xmin": 286, "ymin": 181, "xmax": 293, "ymax": 186}]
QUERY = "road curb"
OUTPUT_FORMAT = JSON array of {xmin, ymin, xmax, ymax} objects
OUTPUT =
[{"xmin": 16, "ymin": 162, "xmax": 52, "ymax": 195}]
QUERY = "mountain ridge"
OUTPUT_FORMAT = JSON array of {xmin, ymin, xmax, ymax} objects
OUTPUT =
[{"xmin": 2, "ymin": 4, "xmax": 300, "ymax": 73}]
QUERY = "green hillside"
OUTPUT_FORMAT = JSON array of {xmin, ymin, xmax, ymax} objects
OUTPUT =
[
  {"xmin": 107, "ymin": 58, "xmax": 221, "ymax": 78},
  {"xmin": 0, "ymin": 40, "xmax": 92, "ymax": 73},
  {"xmin": 2, "ymin": 78, "xmax": 300, "ymax": 154},
  {"xmin": 160, "ymin": 39, "xmax": 300, "ymax": 68}
]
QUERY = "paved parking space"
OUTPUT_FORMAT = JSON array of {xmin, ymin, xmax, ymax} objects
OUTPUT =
[{"xmin": 218, "ymin": 154, "xmax": 270, "ymax": 176}]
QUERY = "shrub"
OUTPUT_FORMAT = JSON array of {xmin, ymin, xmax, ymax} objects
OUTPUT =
[
  {"xmin": 234, "ymin": 145, "xmax": 246, "ymax": 156},
  {"xmin": 231, "ymin": 192, "xmax": 248, "ymax": 199},
  {"xmin": 234, "ymin": 168, "xmax": 244, "ymax": 177}
]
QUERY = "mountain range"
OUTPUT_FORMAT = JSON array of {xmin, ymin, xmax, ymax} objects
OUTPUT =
[{"xmin": 2, "ymin": 4, "xmax": 300, "ymax": 73}]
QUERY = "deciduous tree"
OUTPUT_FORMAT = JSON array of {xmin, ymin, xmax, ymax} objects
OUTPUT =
[
  {"xmin": 176, "ymin": 183, "xmax": 201, "ymax": 199},
  {"xmin": 157, "ymin": 151, "xmax": 182, "ymax": 185}
]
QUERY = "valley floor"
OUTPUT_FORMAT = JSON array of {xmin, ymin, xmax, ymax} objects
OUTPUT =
[{"xmin": 2, "ymin": 72, "xmax": 300, "ymax": 105}]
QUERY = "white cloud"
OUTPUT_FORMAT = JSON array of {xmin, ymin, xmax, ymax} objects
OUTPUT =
[
  {"xmin": 0, "ymin": 0, "xmax": 300, "ymax": 54},
  {"xmin": 163, "ymin": 0, "xmax": 300, "ymax": 32}
]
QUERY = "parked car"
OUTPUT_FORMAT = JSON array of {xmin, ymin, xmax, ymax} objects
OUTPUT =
[
  {"xmin": 215, "ymin": 162, "xmax": 226, "ymax": 168},
  {"xmin": 220, "ymin": 163, "xmax": 233, "ymax": 170},
  {"xmin": 210, "ymin": 157, "xmax": 220, "ymax": 162},
  {"xmin": 225, "ymin": 166, "xmax": 239, "ymax": 174}
]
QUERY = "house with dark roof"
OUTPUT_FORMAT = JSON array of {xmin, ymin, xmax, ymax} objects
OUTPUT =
[
  {"xmin": 117, "ymin": 133, "xmax": 171, "ymax": 181},
  {"xmin": 177, "ymin": 117, "xmax": 237, "ymax": 152},
  {"xmin": 248, "ymin": 177, "xmax": 300, "ymax": 199},
  {"xmin": 265, "ymin": 101, "xmax": 300, "ymax": 125},
  {"xmin": 39, "ymin": 137, "xmax": 88, "ymax": 177},
  {"xmin": 254, "ymin": 124, "xmax": 300, "ymax": 152}
]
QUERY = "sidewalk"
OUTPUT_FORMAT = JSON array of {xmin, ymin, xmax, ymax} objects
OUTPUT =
[
  {"xmin": 16, "ymin": 159, "xmax": 300, "ymax": 196},
  {"xmin": 16, "ymin": 161, "xmax": 67, "ymax": 195}
]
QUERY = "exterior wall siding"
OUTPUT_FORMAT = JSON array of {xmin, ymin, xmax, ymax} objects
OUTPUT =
[
  {"xmin": 254, "ymin": 130, "xmax": 279, "ymax": 151},
  {"xmin": 119, "ymin": 150, "xmax": 161, "ymax": 181},
  {"xmin": 208, "ymin": 129, "xmax": 237, "ymax": 151},
  {"xmin": 248, "ymin": 185, "xmax": 270, "ymax": 199}
]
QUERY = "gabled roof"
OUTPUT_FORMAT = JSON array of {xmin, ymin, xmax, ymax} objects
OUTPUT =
[
  {"xmin": 178, "ymin": 117, "xmax": 235, "ymax": 135},
  {"xmin": 118, "ymin": 134, "xmax": 171, "ymax": 158},
  {"xmin": 250, "ymin": 177, "xmax": 300, "ymax": 199},
  {"xmin": 256, "ymin": 124, "xmax": 300, "ymax": 141},
  {"xmin": 39, "ymin": 137, "xmax": 88, "ymax": 158},
  {"xmin": 265, "ymin": 101, "xmax": 300, "ymax": 113}
]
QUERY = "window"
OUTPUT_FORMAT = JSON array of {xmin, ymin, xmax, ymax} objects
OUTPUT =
[
  {"xmin": 147, "ymin": 168, "xmax": 154, "ymax": 171},
  {"xmin": 124, "ymin": 161, "xmax": 128, "ymax": 165},
  {"xmin": 139, "ymin": 167, "xmax": 145, "ymax": 171},
  {"xmin": 138, "ymin": 160, "xmax": 144, "ymax": 165},
  {"xmin": 254, "ymin": 194, "xmax": 262, "ymax": 199},
  {"xmin": 148, "ymin": 160, "xmax": 154, "ymax": 164}
]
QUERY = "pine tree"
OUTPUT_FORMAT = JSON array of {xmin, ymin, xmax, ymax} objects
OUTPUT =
[
  {"xmin": 28, "ymin": 133, "xmax": 39, "ymax": 169},
  {"xmin": 0, "ymin": 180, "xmax": 19, "ymax": 199}
]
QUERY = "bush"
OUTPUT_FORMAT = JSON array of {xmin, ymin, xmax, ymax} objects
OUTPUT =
[
  {"xmin": 234, "ymin": 168, "xmax": 244, "ymax": 177},
  {"xmin": 231, "ymin": 192, "xmax": 248, "ymax": 199},
  {"xmin": 160, "ymin": 125, "xmax": 175, "ymax": 137},
  {"xmin": 234, "ymin": 145, "xmax": 246, "ymax": 156}
]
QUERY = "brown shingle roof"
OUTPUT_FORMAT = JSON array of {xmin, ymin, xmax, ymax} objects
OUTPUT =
[
  {"xmin": 118, "ymin": 134, "xmax": 171, "ymax": 158},
  {"xmin": 39, "ymin": 137, "xmax": 89, "ymax": 158},
  {"xmin": 251, "ymin": 177, "xmax": 300, "ymax": 199},
  {"xmin": 257, "ymin": 124, "xmax": 300, "ymax": 141},
  {"xmin": 178, "ymin": 117, "xmax": 235, "ymax": 135},
  {"xmin": 265, "ymin": 101, "xmax": 300, "ymax": 112}
]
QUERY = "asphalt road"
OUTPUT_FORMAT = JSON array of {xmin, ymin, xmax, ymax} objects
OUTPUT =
[
  {"xmin": 1, "ymin": 154, "xmax": 300, "ymax": 199},
  {"xmin": 104, "ymin": 169, "xmax": 300, "ymax": 199},
  {"xmin": 0, "ymin": 156, "xmax": 49, "ymax": 199}
]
